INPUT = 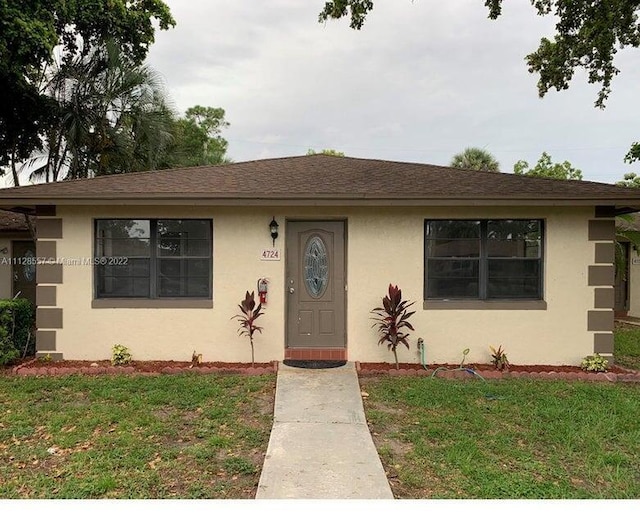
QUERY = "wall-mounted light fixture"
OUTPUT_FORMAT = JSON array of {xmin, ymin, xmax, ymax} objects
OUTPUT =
[{"xmin": 269, "ymin": 217, "xmax": 279, "ymax": 246}]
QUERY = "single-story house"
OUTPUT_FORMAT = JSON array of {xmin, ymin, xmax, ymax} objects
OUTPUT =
[
  {"xmin": 0, "ymin": 210, "xmax": 35, "ymax": 303},
  {"xmin": 0, "ymin": 154, "xmax": 638, "ymax": 366}
]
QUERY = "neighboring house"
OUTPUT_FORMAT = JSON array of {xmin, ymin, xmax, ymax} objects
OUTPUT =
[
  {"xmin": 614, "ymin": 213, "xmax": 640, "ymax": 318},
  {"xmin": 0, "ymin": 210, "xmax": 35, "ymax": 304},
  {"xmin": 0, "ymin": 154, "xmax": 638, "ymax": 366}
]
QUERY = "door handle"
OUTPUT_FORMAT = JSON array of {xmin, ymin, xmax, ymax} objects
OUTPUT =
[{"xmin": 289, "ymin": 287, "xmax": 295, "ymax": 294}]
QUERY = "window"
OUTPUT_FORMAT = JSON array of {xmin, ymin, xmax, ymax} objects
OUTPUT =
[
  {"xmin": 95, "ymin": 219, "xmax": 212, "ymax": 299},
  {"xmin": 425, "ymin": 219, "xmax": 543, "ymax": 300}
]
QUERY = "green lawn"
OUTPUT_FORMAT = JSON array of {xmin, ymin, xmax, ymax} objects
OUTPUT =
[
  {"xmin": 614, "ymin": 322, "xmax": 640, "ymax": 370},
  {"xmin": 361, "ymin": 377, "xmax": 640, "ymax": 499},
  {"xmin": 3, "ymin": 334, "xmax": 639, "ymax": 501},
  {"xmin": 0, "ymin": 373, "xmax": 275, "ymax": 498}
]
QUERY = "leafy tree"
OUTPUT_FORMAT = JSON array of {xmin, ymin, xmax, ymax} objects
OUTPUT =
[
  {"xmin": 449, "ymin": 147, "xmax": 500, "ymax": 171},
  {"xmin": 167, "ymin": 106, "xmax": 230, "ymax": 167},
  {"xmin": 513, "ymin": 152, "xmax": 582, "ymax": 180},
  {"xmin": 319, "ymin": 0, "xmax": 374, "ymax": 29},
  {"xmin": 306, "ymin": 149, "xmax": 345, "ymax": 156},
  {"xmin": 0, "ymin": 1, "xmax": 174, "ymax": 177},
  {"xmin": 617, "ymin": 172, "xmax": 640, "ymax": 188},
  {"xmin": 625, "ymin": 143, "xmax": 640, "ymax": 165}
]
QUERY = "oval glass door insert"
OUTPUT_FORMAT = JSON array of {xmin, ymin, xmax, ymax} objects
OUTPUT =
[
  {"xmin": 23, "ymin": 249, "xmax": 36, "ymax": 282},
  {"xmin": 304, "ymin": 235, "xmax": 329, "ymax": 298}
]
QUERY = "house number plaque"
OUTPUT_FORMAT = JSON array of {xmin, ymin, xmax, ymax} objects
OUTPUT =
[{"xmin": 260, "ymin": 248, "xmax": 281, "ymax": 261}]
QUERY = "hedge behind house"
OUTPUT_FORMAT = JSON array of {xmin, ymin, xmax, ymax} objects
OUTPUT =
[{"xmin": 0, "ymin": 298, "xmax": 35, "ymax": 366}]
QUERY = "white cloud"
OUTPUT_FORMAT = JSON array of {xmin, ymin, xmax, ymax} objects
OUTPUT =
[{"xmin": 142, "ymin": 1, "xmax": 640, "ymax": 183}]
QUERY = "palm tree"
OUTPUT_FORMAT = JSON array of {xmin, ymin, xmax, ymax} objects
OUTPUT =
[
  {"xmin": 450, "ymin": 147, "xmax": 500, "ymax": 172},
  {"xmin": 16, "ymin": 40, "xmax": 175, "ymax": 183}
]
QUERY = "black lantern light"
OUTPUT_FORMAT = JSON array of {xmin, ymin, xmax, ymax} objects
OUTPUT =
[{"xmin": 269, "ymin": 217, "xmax": 279, "ymax": 246}]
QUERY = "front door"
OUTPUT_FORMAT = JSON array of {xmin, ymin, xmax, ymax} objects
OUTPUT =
[
  {"xmin": 12, "ymin": 240, "xmax": 36, "ymax": 304},
  {"xmin": 286, "ymin": 221, "xmax": 346, "ymax": 351}
]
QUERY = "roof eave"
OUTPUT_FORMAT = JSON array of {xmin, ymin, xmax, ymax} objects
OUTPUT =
[{"xmin": 1, "ymin": 195, "xmax": 640, "ymax": 210}]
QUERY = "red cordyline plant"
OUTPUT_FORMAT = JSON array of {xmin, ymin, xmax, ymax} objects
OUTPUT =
[
  {"xmin": 371, "ymin": 284, "xmax": 416, "ymax": 370},
  {"xmin": 231, "ymin": 291, "xmax": 264, "ymax": 367}
]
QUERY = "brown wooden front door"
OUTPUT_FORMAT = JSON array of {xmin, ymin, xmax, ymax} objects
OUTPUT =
[
  {"xmin": 12, "ymin": 240, "xmax": 36, "ymax": 304},
  {"xmin": 286, "ymin": 221, "xmax": 346, "ymax": 351}
]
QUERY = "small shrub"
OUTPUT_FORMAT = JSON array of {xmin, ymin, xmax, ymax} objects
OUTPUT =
[
  {"xmin": 0, "ymin": 298, "xmax": 35, "ymax": 365},
  {"xmin": 581, "ymin": 353, "xmax": 609, "ymax": 372},
  {"xmin": 38, "ymin": 353, "xmax": 53, "ymax": 362},
  {"xmin": 490, "ymin": 345, "xmax": 510, "ymax": 371},
  {"xmin": 371, "ymin": 284, "xmax": 416, "ymax": 370},
  {"xmin": 111, "ymin": 344, "xmax": 132, "ymax": 366},
  {"xmin": 231, "ymin": 291, "xmax": 264, "ymax": 367}
]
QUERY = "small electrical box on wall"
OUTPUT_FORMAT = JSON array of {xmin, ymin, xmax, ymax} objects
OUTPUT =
[{"xmin": 258, "ymin": 278, "xmax": 269, "ymax": 304}]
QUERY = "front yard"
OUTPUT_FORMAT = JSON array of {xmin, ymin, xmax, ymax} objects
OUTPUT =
[
  {"xmin": 0, "ymin": 373, "xmax": 276, "ymax": 498},
  {"xmin": 361, "ymin": 377, "xmax": 640, "ymax": 498},
  {"xmin": 358, "ymin": 322, "xmax": 640, "ymax": 499},
  {"xmin": 1, "ymin": 321, "xmax": 639, "ymax": 500}
]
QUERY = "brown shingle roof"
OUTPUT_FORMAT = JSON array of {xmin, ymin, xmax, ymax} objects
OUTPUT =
[{"xmin": 0, "ymin": 155, "xmax": 639, "ymax": 206}]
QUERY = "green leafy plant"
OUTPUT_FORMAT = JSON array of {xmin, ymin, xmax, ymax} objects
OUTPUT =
[
  {"xmin": 37, "ymin": 353, "xmax": 53, "ymax": 362},
  {"xmin": 232, "ymin": 291, "xmax": 264, "ymax": 367},
  {"xmin": 581, "ymin": 353, "xmax": 609, "ymax": 372},
  {"xmin": 371, "ymin": 284, "xmax": 416, "ymax": 370},
  {"xmin": 490, "ymin": 345, "xmax": 510, "ymax": 371},
  {"xmin": 0, "ymin": 302, "xmax": 24, "ymax": 366},
  {"xmin": 0, "ymin": 299, "xmax": 34, "ymax": 365},
  {"xmin": 111, "ymin": 344, "xmax": 132, "ymax": 366},
  {"xmin": 0, "ymin": 336, "xmax": 18, "ymax": 366}
]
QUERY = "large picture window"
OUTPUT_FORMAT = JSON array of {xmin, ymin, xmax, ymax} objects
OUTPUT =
[
  {"xmin": 425, "ymin": 219, "xmax": 543, "ymax": 300},
  {"xmin": 95, "ymin": 219, "xmax": 212, "ymax": 299}
]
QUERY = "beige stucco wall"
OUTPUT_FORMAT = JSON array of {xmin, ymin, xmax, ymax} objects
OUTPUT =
[
  {"xmin": 52, "ymin": 205, "xmax": 595, "ymax": 365},
  {"xmin": 348, "ymin": 206, "xmax": 593, "ymax": 366}
]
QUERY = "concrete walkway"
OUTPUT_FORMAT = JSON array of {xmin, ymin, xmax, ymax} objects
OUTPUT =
[{"xmin": 256, "ymin": 362, "xmax": 394, "ymax": 499}]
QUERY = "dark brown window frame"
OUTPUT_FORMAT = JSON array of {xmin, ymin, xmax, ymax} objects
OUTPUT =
[
  {"xmin": 423, "ymin": 218, "xmax": 546, "ymax": 309},
  {"xmin": 93, "ymin": 218, "xmax": 213, "ymax": 301}
]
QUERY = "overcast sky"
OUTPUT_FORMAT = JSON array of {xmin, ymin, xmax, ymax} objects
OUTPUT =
[{"xmin": 145, "ymin": 0, "xmax": 640, "ymax": 184}]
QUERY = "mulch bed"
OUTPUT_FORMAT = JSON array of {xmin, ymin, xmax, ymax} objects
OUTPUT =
[
  {"xmin": 356, "ymin": 362, "xmax": 640, "ymax": 382},
  {"xmin": 5, "ymin": 359, "xmax": 640, "ymax": 382},
  {"xmin": 10, "ymin": 358, "xmax": 278, "ymax": 377}
]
